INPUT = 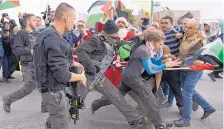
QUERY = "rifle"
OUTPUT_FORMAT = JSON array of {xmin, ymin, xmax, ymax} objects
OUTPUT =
[
  {"xmin": 88, "ymin": 55, "xmax": 114, "ymax": 91},
  {"xmin": 66, "ymin": 66, "xmax": 85, "ymax": 125}
]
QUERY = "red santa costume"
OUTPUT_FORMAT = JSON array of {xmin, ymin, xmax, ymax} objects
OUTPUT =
[
  {"xmin": 73, "ymin": 20, "xmax": 92, "ymax": 62},
  {"xmin": 74, "ymin": 20, "xmax": 92, "ymax": 46},
  {"xmin": 98, "ymin": 17, "xmax": 135, "ymax": 87}
]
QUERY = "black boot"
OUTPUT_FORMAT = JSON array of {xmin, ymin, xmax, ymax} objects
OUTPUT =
[
  {"xmin": 214, "ymin": 72, "xmax": 222, "ymax": 79},
  {"xmin": 8, "ymin": 76, "xmax": 15, "ymax": 79},
  {"xmin": 208, "ymin": 73, "xmax": 216, "ymax": 82},
  {"xmin": 90, "ymin": 101, "xmax": 100, "ymax": 114}
]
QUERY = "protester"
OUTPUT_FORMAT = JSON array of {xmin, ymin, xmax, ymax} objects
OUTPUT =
[
  {"xmin": 160, "ymin": 16, "xmax": 184, "ymax": 114},
  {"xmin": 73, "ymin": 20, "xmax": 92, "ymax": 46},
  {"xmin": 5, "ymin": 26, "xmax": 21, "ymax": 80},
  {"xmin": 0, "ymin": 27, "xmax": 3, "ymax": 79},
  {"xmin": 204, "ymin": 23, "xmax": 216, "ymax": 43},
  {"xmin": 18, "ymin": 12, "xmax": 26, "ymax": 29},
  {"xmin": 35, "ymin": 16, "xmax": 45, "ymax": 35},
  {"xmin": 174, "ymin": 19, "xmax": 216, "ymax": 127},
  {"xmin": 2, "ymin": 22, "xmax": 14, "ymax": 83},
  {"xmin": 91, "ymin": 27, "xmax": 182, "ymax": 129}
]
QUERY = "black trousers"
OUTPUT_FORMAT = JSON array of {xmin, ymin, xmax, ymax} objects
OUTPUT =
[
  {"xmin": 163, "ymin": 70, "xmax": 183, "ymax": 107},
  {"xmin": 6, "ymin": 54, "xmax": 19, "ymax": 78}
]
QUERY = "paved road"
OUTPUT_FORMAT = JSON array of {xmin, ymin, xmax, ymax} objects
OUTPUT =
[{"xmin": 0, "ymin": 71, "xmax": 223, "ymax": 129}]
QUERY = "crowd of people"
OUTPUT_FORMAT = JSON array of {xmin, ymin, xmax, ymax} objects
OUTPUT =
[{"xmin": 0, "ymin": 2, "xmax": 223, "ymax": 129}]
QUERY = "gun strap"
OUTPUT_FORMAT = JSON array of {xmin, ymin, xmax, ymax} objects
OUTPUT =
[{"xmin": 92, "ymin": 36, "xmax": 115, "ymax": 68}]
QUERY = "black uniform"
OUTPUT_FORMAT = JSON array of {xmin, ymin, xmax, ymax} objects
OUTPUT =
[{"xmin": 34, "ymin": 26, "xmax": 74, "ymax": 129}]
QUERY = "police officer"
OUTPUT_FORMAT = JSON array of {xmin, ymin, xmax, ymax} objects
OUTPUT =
[
  {"xmin": 34, "ymin": 3, "xmax": 86, "ymax": 129},
  {"xmin": 75, "ymin": 20, "xmax": 147, "ymax": 129},
  {"xmin": 2, "ymin": 14, "xmax": 47, "ymax": 113}
]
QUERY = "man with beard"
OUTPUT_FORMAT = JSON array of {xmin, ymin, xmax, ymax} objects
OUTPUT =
[
  {"xmin": 160, "ymin": 16, "xmax": 184, "ymax": 114},
  {"xmin": 98, "ymin": 14, "xmax": 135, "ymax": 40},
  {"xmin": 75, "ymin": 20, "xmax": 147, "ymax": 129},
  {"xmin": 35, "ymin": 16, "xmax": 46, "ymax": 35},
  {"xmin": 2, "ymin": 14, "xmax": 47, "ymax": 113}
]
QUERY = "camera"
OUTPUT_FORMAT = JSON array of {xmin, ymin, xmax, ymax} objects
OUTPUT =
[
  {"xmin": 41, "ymin": 5, "xmax": 51, "ymax": 20},
  {"xmin": 2, "ymin": 13, "xmax": 8, "ymax": 17},
  {"xmin": 23, "ymin": 13, "xmax": 27, "ymax": 17}
]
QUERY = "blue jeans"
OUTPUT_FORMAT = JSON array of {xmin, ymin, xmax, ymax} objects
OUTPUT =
[
  {"xmin": 161, "ymin": 81, "xmax": 174, "ymax": 103},
  {"xmin": 181, "ymin": 71, "xmax": 215, "ymax": 122},
  {"xmin": 2, "ymin": 55, "xmax": 11, "ymax": 78}
]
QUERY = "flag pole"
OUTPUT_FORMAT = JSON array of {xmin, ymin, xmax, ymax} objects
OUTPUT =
[{"xmin": 150, "ymin": 0, "xmax": 154, "ymax": 24}]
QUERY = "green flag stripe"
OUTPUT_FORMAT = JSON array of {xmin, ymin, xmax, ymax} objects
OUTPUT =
[
  {"xmin": 0, "ymin": 1, "xmax": 18, "ymax": 10},
  {"xmin": 87, "ymin": 13, "xmax": 103, "ymax": 23}
]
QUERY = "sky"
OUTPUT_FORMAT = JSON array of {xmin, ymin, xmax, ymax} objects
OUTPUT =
[{"xmin": 0, "ymin": 0, "xmax": 223, "ymax": 23}]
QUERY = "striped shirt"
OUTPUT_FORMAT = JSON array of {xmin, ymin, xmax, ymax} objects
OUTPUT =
[{"xmin": 164, "ymin": 26, "xmax": 184, "ymax": 56}]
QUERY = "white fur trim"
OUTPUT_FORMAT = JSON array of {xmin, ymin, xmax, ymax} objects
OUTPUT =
[
  {"xmin": 100, "ymin": 18, "xmax": 107, "ymax": 24},
  {"xmin": 77, "ymin": 22, "xmax": 85, "ymax": 26},
  {"xmin": 115, "ymin": 17, "xmax": 128, "ymax": 27}
]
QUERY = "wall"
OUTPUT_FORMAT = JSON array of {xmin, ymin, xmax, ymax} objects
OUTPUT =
[{"xmin": 153, "ymin": 10, "xmax": 200, "ymax": 25}]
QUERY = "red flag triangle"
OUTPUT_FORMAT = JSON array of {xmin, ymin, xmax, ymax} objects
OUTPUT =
[
  {"xmin": 101, "ymin": 1, "xmax": 113, "ymax": 18},
  {"xmin": 8, "ymin": 0, "xmax": 20, "ymax": 6}
]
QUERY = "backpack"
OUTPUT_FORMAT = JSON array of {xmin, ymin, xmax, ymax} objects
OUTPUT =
[
  {"xmin": 118, "ymin": 38, "xmax": 145, "ymax": 61},
  {"xmin": 33, "ymin": 27, "xmax": 58, "ymax": 83}
]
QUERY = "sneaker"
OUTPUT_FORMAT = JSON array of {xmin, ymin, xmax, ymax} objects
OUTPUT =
[
  {"xmin": 8, "ymin": 76, "xmax": 15, "ymax": 79},
  {"xmin": 214, "ymin": 73, "xmax": 223, "ymax": 78},
  {"xmin": 201, "ymin": 109, "xmax": 216, "ymax": 120},
  {"xmin": 173, "ymin": 119, "xmax": 190, "ymax": 127},
  {"xmin": 192, "ymin": 101, "xmax": 199, "ymax": 112},
  {"xmin": 161, "ymin": 101, "xmax": 173, "ymax": 108},
  {"xmin": 130, "ymin": 117, "xmax": 147, "ymax": 129},
  {"xmin": 155, "ymin": 123, "xmax": 174, "ymax": 129},
  {"xmin": 3, "ymin": 78, "xmax": 11, "ymax": 83},
  {"xmin": 2, "ymin": 96, "xmax": 11, "ymax": 113}
]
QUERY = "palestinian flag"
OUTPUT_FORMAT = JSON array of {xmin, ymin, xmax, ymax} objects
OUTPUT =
[
  {"xmin": 114, "ymin": 0, "xmax": 128, "ymax": 19},
  {"xmin": 183, "ymin": 38, "xmax": 223, "ymax": 71},
  {"xmin": 177, "ymin": 12, "xmax": 194, "ymax": 25},
  {"xmin": 167, "ymin": 38, "xmax": 223, "ymax": 71},
  {"xmin": 0, "ymin": 0, "xmax": 20, "ymax": 10},
  {"xmin": 129, "ymin": 0, "xmax": 151, "ymax": 14},
  {"xmin": 87, "ymin": 0, "xmax": 113, "ymax": 23}
]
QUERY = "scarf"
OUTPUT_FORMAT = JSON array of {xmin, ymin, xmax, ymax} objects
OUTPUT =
[
  {"xmin": 100, "ymin": 31, "xmax": 117, "ymax": 46},
  {"xmin": 146, "ymin": 41, "xmax": 163, "ymax": 60}
]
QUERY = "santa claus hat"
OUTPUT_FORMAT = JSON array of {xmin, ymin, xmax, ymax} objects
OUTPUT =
[
  {"xmin": 115, "ymin": 17, "xmax": 128, "ymax": 27},
  {"xmin": 77, "ymin": 20, "xmax": 85, "ymax": 27}
]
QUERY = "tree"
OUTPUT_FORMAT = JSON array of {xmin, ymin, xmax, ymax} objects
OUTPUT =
[{"xmin": 123, "ymin": 6, "xmax": 136, "ymax": 25}]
